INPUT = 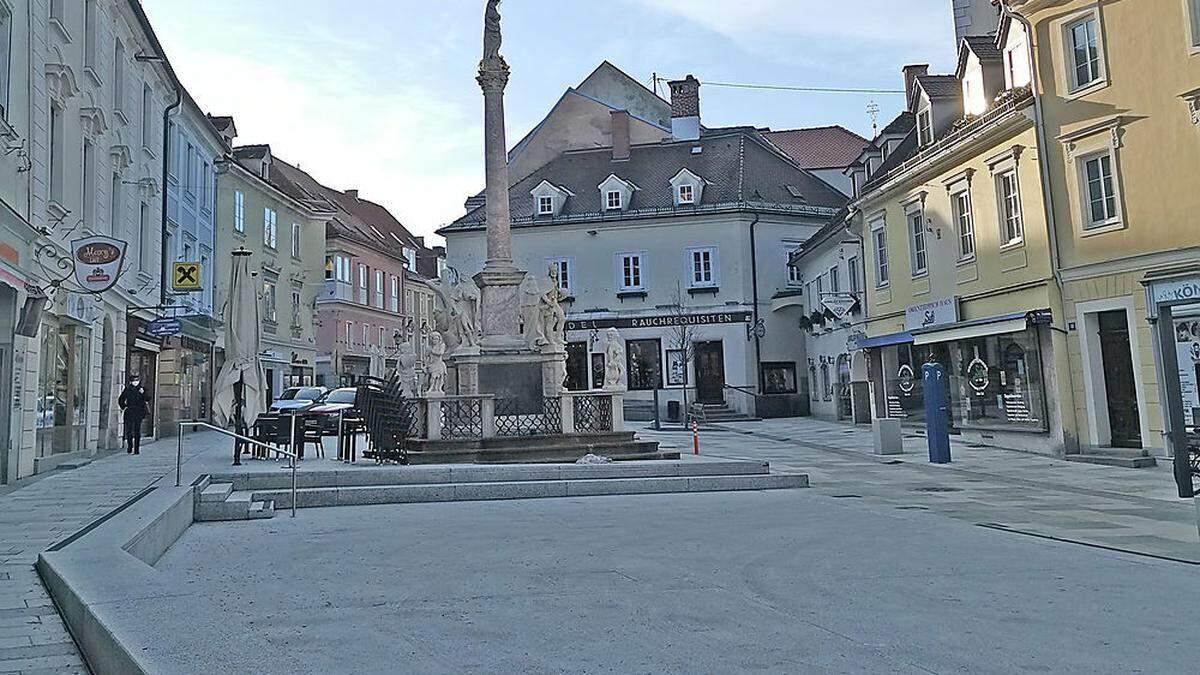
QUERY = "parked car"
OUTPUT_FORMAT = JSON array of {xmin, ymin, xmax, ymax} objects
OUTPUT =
[
  {"xmin": 269, "ymin": 386, "xmax": 328, "ymax": 413},
  {"xmin": 308, "ymin": 388, "xmax": 358, "ymax": 435}
]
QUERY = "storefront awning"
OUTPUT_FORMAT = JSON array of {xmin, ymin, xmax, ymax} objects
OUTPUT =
[
  {"xmin": 911, "ymin": 309, "xmax": 1050, "ymax": 346},
  {"xmin": 853, "ymin": 331, "xmax": 914, "ymax": 349}
]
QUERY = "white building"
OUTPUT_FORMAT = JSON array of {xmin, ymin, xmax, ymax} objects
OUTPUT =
[{"xmin": 441, "ymin": 79, "xmax": 850, "ymax": 420}]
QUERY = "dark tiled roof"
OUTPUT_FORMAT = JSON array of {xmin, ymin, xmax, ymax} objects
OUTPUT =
[
  {"xmin": 207, "ymin": 115, "xmax": 234, "ymax": 132},
  {"xmin": 443, "ymin": 128, "xmax": 846, "ymax": 232},
  {"xmin": 763, "ymin": 126, "xmax": 870, "ymax": 169},
  {"xmin": 916, "ymin": 75, "xmax": 961, "ymax": 99},
  {"xmin": 878, "ymin": 111, "xmax": 916, "ymax": 138},
  {"xmin": 233, "ymin": 144, "xmax": 269, "ymax": 160},
  {"xmin": 964, "ymin": 35, "xmax": 1003, "ymax": 62},
  {"xmin": 862, "ymin": 129, "xmax": 919, "ymax": 190}
]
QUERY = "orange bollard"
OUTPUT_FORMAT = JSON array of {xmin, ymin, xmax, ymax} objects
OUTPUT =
[{"xmin": 692, "ymin": 419, "xmax": 699, "ymax": 455}]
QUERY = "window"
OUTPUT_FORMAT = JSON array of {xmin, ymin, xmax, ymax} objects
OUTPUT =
[
  {"xmin": 49, "ymin": 0, "xmax": 64, "ymax": 22},
  {"xmin": 1067, "ymin": 15, "xmax": 1102, "ymax": 90},
  {"xmin": 263, "ymin": 281, "xmax": 277, "ymax": 322},
  {"xmin": 263, "ymin": 208, "xmax": 277, "ymax": 249},
  {"xmin": 1081, "ymin": 151, "xmax": 1119, "ymax": 228},
  {"xmin": 233, "ymin": 191, "xmax": 245, "ymax": 233},
  {"xmin": 952, "ymin": 190, "xmax": 975, "ymax": 260},
  {"xmin": 997, "ymin": 170, "xmax": 1023, "ymax": 245},
  {"xmin": 113, "ymin": 40, "xmax": 125, "ymax": 115},
  {"xmin": 688, "ymin": 247, "xmax": 716, "ymax": 288},
  {"xmin": 84, "ymin": 0, "xmax": 97, "ymax": 71},
  {"xmin": 389, "ymin": 275, "xmax": 400, "ymax": 312},
  {"xmin": 109, "ymin": 172, "xmax": 121, "ymax": 234},
  {"xmin": 606, "ymin": 190, "xmax": 622, "ymax": 211},
  {"xmin": 918, "ymin": 109, "xmax": 933, "ymax": 146},
  {"xmin": 1191, "ymin": 0, "xmax": 1200, "ymax": 48},
  {"xmin": 908, "ymin": 207, "xmax": 927, "ymax": 275},
  {"xmin": 405, "ymin": 289, "xmax": 414, "ymax": 317},
  {"xmin": 81, "ymin": 140, "xmax": 95, "ymax": 231},
  {"xmin": 678, "ymin": 184, "xmax": 694, "ymax": 204},
  {"xmin": 548, "ymin": 258, "xmax": 572, "ymax": 294},
  {"xmin": 291, "ymin": 291, "xmax": 302, "ymax": 327},
  {"xmin": 185, "ymin": 145, "xmax": 195, "ymax": 196},
  {"xmin": 820, "ymin": 363, "xmax": 831, "ymax": 401},
  {"xmin": 375, "ymin": 270, "xmax": 384, "ymax": 308},
  {"xmin": 0, "ymin": 5, "xmax": 12, "ymax": 116},
  {"xmin": 828, "ymin": 265, "xmax": 840, "ymax": 293},
  {"xmin": 358, "ymin": 264, "xmax": 368, "ymax": 304},
  {"xmin": 201, "ymin": 163, "xmax": 211, "ymax": 209},
  {"xmin": 538, "ymin": 195, "xmax": 554, "ymax": 215},
  {"xmin": 784, "ymin": 244, "xmax": 803, "ymax": 286},
  {"xmin": 872, "ymin": 224, "xmax": 890, "ymax": 287},
  {"xmin": 49, "ymin": 102, "xmax": 64, "ymax": 205},
  {"xmin": 139, "ymin": 203, "xmax": 150, "ymax": 270},
  {"xmin": 762, "ymin": 362, "xmax": 797, "ymax": 395},
  {"xmin": 625, "ymin": 339, "xmax": 662, "ymax": 391},
  {"xmin": 618, "ymin": 252, "xmax": 643, "ymax": 291},
  {"xmin": 291, "ymin": 222, "xmax": 301, "ymax": 258},
  {"xmin": 182, "ymin": 237, "xmax": 193, "ymax": 262},
  {"xmin": 361, "ymin": 324, "xmax": 369, "ymax": 346},
  {"xmin": 847, "ymin": 256, "xmax": 860, "ymax": 295},
  {"xmin": 141, "ymin": 83, "xmax": 153, "ymax": 149},
  {"xmin": 379, "ymin": 326, "xmax": 386, "ymax": 348},
  {"xmin": 344, "ymin": 321, "xmax": 353, "ymax": 345}
]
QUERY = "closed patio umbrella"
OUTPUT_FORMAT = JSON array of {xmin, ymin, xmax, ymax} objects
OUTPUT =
[{"xmin": 213, "ymin": 249, "xmax": 264, "ymax": 463}]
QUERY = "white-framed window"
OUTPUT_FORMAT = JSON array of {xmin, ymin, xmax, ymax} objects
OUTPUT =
[
  {"xmin": 871, "ymin": 220, "xmax": 890, "ymax": 288},
  {"xmin": 996, "ymin": 169, "xmax": 1024, "ymax": 246},
  {"xmin": 1190, "ymin": 0, "xmax": 1200, "ymax": 49},
  {"xmin": 537, "ymin": 195, "xmax": 554, "ymax": 215},
  {"xmin": 918, "ymin": 108, "xmax": 933, "ymax": 146},
  {"xmin": 344, "ymin": 321, "xmax": 353, "ymax": 345},
  {"xmin": 606, "ymin": 190, "xmax": 622, "ymax": 211},
  {"xmin": 291, "ymin": 222, "xmax": 301, "ymax": 258},
  {"xmin": 403, "ymin": 247, "xmax": 417, "ymax": 272},
  {"xmin": 907, "ymin": 206, "xmax": 927, "ymax": 275},
  {"xmin": 139, "ymin": 203, "xmax": 151, "ymax": 271},
  {"xmin": 847, "ymin": 256, "xmax": 860, "ymax": 295},
  {"xmin": 617, "ymin": 252, "xmax": 644, "ymax": 291},
  {"xmin": 263, "ymin": 208, "xmax": 277, "ymax": 249},
  {"xmin": 783, "ymin": 243, "xmax": 803, "ymax": 286},
  {"xmin": 109, "ymin": 171, "xmax": 121, "ymax": 234},
  {"xmin": 375, "ymin": 269, "xmax": 384, "ymax": 308},
  {"xmin": 0, "ymin": 5, "xmax": 13, "ymax": 117},
  {"xmin": 1080, "ymin": 150, "xmax": 1120, "ymax": 229},
  {"xmin": 357, "ymin": 264, "xmax": 368, "ymax": 304},
  {"xmin": 233, "ymin": 191, "xmax": 245, "ymax": 233},
  {"xmin": 678, "ymin": 184, "xmax": 695, "ymax": 205},
  {"xmin": 1066, "ymin": 13, "xmax": 1103, "ymax": 91},
  {"xmin": 389, "ymin": 275, "xmax": 400, "ymax": 312},
  {"xmin": 291, "ymin": 290, "xmax": 301, "ymax": 327},
  {"xmin": 84, "ymin": 0, "xmax": 98, "ymax": 71},
  {"xmin": 48, "ymin": 101, "xmax": 64, "ymax": 205},
  {"xmin": 548, "ymin": 257, "xmax": 573, "ymax": 294},
  {"xmin": 113, "ymin": 40, "xmax": 125, "ymax": 115},
  {"xmin": 379, "ymin": 326, "xmax": 386, "ymax": 348},
  {"xmin": 201, "ymin": 163, "xmax": 211, "ymax": 210},
  {"xmin": 81, "ymin": 139, "xmax": 95, "ymax": 231},
  {"xmin": 184, "ymin": 145, "xmax": 195, "ymax": 196},
  {"xmin": 828, "ymin": 265, "xmax": 840, "ymax": 293},
  {"xmin": 952, "ymin": 189, "xmax": 975, "ymax": 260},
  {"xmin": 362, "ymin": 323, "xmax": 369, "ymax": 346},
  {"xmin": 141, "ymin": 83, "xmax": 153, "ymax": 149},
  {"xmin": 687, "ymin": 247, "xmax": 717, "ymax": 288},
  {"xmin": 263, "ymin": 280, "xmax": 277, "ymax": 322}
]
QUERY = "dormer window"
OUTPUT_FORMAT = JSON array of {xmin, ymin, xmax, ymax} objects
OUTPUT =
[
  {"xmin": 598, "ymin": 174, "xmax": 638, "ymax": 213},
  {"xmin": 678, "ymin": 184, "xmax": 694, "ymax": 204},
  {"xmin": 606, "ymin": 190, "xmax": 622, "ymax": 210},
  {"xmin": 530, "ymin": 179, "xmax": 573, "ymax": 218},
  {"xmin": 538, "ymin": 195, "xmax": 554, "ymax": 215},
  {"xmin": 668, "ymin": 168, "xmax": 706, "ymax": 207},
  {"xmin": 918, "ymin": 109, "xmax": 933, "ymax": 146}
]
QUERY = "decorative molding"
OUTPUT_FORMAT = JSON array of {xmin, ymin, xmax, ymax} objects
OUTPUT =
[
  {"xmin": 80, "ymin": 107, "xmax": 108, "ymax": 137},
  {"xmin": 45, "ymin": 63, "xmax": 80, "ymax": 101},
  {"xmin": 110, "ymin": 144, "xmax": 133, "ymax": 171},
  {"xmin": 1058, "ymin": 115, "xmax": 1125, "ymax": 163},
  {"xmin": 1180, "ymin": 87, "xmax": 1200, "ymax": 127},
  {"xmin": 941, "ymin": 167, "xmax": 976, "ymax": 191},
  {"xmin": 138, "ymin": 177, "xmax": 159, "ymax": 200},
  {"xmin": 985, "ymin": 144, "xmax": 1024, "ymax": 171}
]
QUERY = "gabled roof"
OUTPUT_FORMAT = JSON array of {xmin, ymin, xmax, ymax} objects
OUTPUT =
[
  {"xmin": 442, "ymin": 128, "xmax": 846, "ymax": 233},
  {"xmin": 915, "ymin": 75, "xmax": 961, "ymax": 100},
  {"xmin": 763, "ymin": 126, "xmax": 870, "ymax": 170},
  {"xmin": 957, "ymin": 34, "xmax": 1004, "ymax": 77},
  {"xmin": 861, "ymin": 129, "xmax": 919, "ymax": 191}
]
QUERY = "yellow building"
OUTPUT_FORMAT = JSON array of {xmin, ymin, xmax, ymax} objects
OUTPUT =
[
  {"xmin": 852, "ymin": 19, "xmax": 1080, "ymax": 456},
  {"xmin": 1006, "ymin": 0, "xmax": 1200, "ymax": 476}
]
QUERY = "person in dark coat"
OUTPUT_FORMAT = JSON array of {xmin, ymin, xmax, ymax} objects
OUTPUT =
[{"xmin": 118, "ymin": 375, "xmax": 150, "ymax": 455}]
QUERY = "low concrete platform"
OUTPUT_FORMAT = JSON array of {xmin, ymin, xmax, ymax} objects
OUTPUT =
[{"xmin": 402, "ymin": 431, "xmax": 677, "ymax": 464}]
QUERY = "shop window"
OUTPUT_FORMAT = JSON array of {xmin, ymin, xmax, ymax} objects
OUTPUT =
[
  {"xmin": 762, "ymin": 362, "xmax": 797, "ymax": 395},
  {"xmin": 951, "ymin": 331, "xmax": 1048, "ymax": 431},
  {"xmin": 820, "ymin": 363, "xmax": 831, "ymax": 401},
  {"xmin": 625, "ymin": 339, "xmax": 662, "ymax": 391}
]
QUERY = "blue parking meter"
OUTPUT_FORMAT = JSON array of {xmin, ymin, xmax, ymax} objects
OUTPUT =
[{"xmin": 922, "ymin": 362, "xmax": 951, "ymax": 464}]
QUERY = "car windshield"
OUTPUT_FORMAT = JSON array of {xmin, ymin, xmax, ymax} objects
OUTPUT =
[
  {"xmin": 325, "ymin": 389, "xmax": 356, "ymax": 404},
  {"xmin": 278, "ymin": 387, "xmax": 323, "ymax": 402},
  {"xmin": 277, "ymin": 388, "xmax": 302, "ymax": 401}
]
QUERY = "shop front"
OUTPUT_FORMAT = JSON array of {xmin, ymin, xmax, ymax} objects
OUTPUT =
[
  {"xmin": 36, "ymin": 313, "xmax": 92, "ymax": 458},
  {"xmin": 126, "ymin": 316, "xmax": 160, "ymax": 438},
  {"xmin": 156, "ymin": 334, "xmax": 214, "ymax": 435}
]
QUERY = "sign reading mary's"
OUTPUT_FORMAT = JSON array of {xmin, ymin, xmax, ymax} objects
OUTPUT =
[{"xmin": 71, "ymin": 236, "xmax": 127, "ymax": 294}]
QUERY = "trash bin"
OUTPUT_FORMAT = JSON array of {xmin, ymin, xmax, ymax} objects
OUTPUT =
[{"xmin": 667, "ymin": 400, "xmax": 681, "ymax": 422}]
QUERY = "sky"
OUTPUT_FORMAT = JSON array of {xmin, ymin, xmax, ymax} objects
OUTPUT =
[{"xmin": 143, "ymin": 0, "xmax": 958, "ymax": 244}]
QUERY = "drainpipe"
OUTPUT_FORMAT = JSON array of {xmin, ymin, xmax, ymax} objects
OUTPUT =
[{"xmin": 748, "ymin": 214, "xmax": 763, "ymax": 395}]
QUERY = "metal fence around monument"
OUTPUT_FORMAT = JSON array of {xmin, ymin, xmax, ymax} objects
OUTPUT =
[
  {"xmin": 495, "ymin": 397, "xmax": 562, "ymax": 437},
  {"xmin": 573, "ymin": 395, "xmax": 613, "ymax": 433},
  {"xmin": 440, "ymin": 398, "xmax": 484, "ymax": 440}
]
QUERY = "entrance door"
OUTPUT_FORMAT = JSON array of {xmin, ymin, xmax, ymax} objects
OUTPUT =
[
  {"xmin": 1098, "ymin": 310, "xmax": 1142, "ymax": 447},
  {"xmin": 694, "ymin": 341, "xmax": 725, "ymax": 404},
  {"xmin": 836, "ymin": 356, "xmax": 852, "ymax": 420}
]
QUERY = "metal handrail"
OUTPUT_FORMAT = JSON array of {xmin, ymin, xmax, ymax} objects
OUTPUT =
[{"xmin": 176, "ymin": 420, "xmax": 299, "ymax": 518}]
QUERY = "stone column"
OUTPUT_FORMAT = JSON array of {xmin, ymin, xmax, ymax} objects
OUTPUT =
[{"xmin": 475, "ymin": 58, "xmax": 526, "ymax": 350}]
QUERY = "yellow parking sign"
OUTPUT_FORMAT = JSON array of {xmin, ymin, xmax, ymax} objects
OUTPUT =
[{"xmin": 172, "ymin": 261, "xmax": 202, "ymax": 292}]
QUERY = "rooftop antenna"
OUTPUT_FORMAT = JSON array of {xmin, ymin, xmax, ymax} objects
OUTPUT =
[{"xmin": 867, "ymin": 101, "xmax": 880, "ymax": 137}]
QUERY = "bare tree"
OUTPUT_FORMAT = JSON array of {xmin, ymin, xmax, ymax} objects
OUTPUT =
[{"xmin": 667, "ymin": 282, "xmax": 704, "ymax": 420}]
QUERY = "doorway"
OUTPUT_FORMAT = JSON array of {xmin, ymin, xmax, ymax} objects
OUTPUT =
[
  {"xmin": 99, "ymin": 318, "xmax": 114, "ymax": 449},
  {"xmin": 694, "ymin": 341, "xmax": 725, "ymax": 404},
  {"xmin": 1097, "ymin": 310, "xmax": 1142, "ymax": 448},
  {"xmin": 565, "ymin": 341, "xmax": 588, "ymax": 391},
  {"xmin": 836, "ymin": 355, "xmax": 852, "ymax": 420}
]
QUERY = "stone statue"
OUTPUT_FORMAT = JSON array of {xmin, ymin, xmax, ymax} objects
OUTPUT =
[
  {"xmin": 483, "ymin": 0, "xmax": 503, "ymax": 62},
  {"xmin": 540, "ymin": 265, "xmax": 567, "ymax": 348},
  {"xmin": 602, "ymin": 328, "xmax": 626, "ymax": 391},
  {"xmin": 425, "ymin": 332, "xmax": 447, "ymax": 397},
  {"xmin": 395, "ymin": 327, "xmax": 420, "ymax": 398},
  {"xmin": 520, "ymin": 274, "xmax": 547, "ymax": 348},
  {"xmin": 431, "ymin": 268, "xmax": 480, "ymax": 351}
]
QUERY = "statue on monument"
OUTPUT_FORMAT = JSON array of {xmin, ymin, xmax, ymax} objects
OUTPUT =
[
  {"xmin": 519, "ymin": 275, "xmax": 547, "ymax": 349},
  {"xmin": 425, "ymin": 332, "xmax": 448, "ymax": 397},
  {"xmin": 483, "ymin": 0, "xmax": 503, "ymax": 62},
  {"xmin": 540, "ymin": 265, "xmax": 567, "ymax": 348},
  {"xmin": 394, "ymin": 326, "xmax": 420, "ymax": 398},
  {"xmin": 431, "ymin": 268, "xmax": 481, "ymax": 352},
  {"xmin": 602, "ymin": 328, "xmax": 626, "ymax": 391}
]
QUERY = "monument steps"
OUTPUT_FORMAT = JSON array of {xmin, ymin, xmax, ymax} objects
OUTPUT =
[
  {"xmin": 402, "ymin": 432, "xmax": 673, "ymax": 464},
  {"xmin": 193, "ymin": 460, "xmax": 809, "ymax": 521}
]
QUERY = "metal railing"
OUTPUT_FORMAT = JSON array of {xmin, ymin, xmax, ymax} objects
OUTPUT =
[{"xmin": 176, "ymin": 420, "xmax": 299, "ymax": 518}]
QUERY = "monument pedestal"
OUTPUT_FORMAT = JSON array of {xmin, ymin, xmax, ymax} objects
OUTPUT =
[{"xmin": 449, "ymin": 345, "xmax": 566, "ymax": 412}]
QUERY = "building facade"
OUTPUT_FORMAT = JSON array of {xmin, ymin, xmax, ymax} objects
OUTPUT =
[
  {"xmin": 1005, "ymin": 0, "xmax": 1200, "ymax": 461},
  {"xmin": 214, "ymin": 141, "xmax": 327, "ymax": 405}
]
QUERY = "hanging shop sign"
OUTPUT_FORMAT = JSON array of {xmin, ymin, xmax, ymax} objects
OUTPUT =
[
  {"xmin": 145, "ymin": 317, "xmax": 183, "ymax": 338},
  {"xmin": 71, "ymin": 236, "xmax": 127, "ymax": 294},
  {"xmin": 565, "ymin": 311, "xmax": 751, "ymax": 332},
  {"xmin": 821, "ymin": 293, "xmax": 859, "ymax": 320},
  {"xmin": 171, "ymin": 261, "xmax": 203, "ymax": 292},
  {"xmin": 905, "ymin": 296, "xmax": 959, "ymax": 331},
  {"xmin": 1150, "ymin": 276, "xmax": 1200, "ymax": 306}
]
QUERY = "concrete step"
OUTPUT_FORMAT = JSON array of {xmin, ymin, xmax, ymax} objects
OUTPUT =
[
  {"xmin": 1064, "ymin": 453, "xmax": 1157, "ymax": 469},
  {"xmin": 405, "ymin": 441, "xmax": 663, "ymax": 465},
  {"xmin": 199, "ymin": 482, "xmax": 234, "ymax": 503},
  {"xmin": 252, "ymin": 472, "xmax": 810, "ymax": 509},
  {"xmin": 248, "ymin": 500, "xmax": 275, "ymax": 519},
  {"xmin": 195, "ymin": 491, "xmax": 263, "ymax": 522}
]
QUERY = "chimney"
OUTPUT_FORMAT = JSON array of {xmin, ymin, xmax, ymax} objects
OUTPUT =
[
  {"xmin": 345, "ymin": 189, "xmax": 359, "ymax": 200},
  {"xmin": 611, "ymin": 110, "xmax": 631, "ymax": 161},
  {"xmin": 669, "ymin": 75, "xmax": 701, "ymax": 141},
  {"xmin": 902, "ymin": 64, "xmax": 929, "ymax": 113}
]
